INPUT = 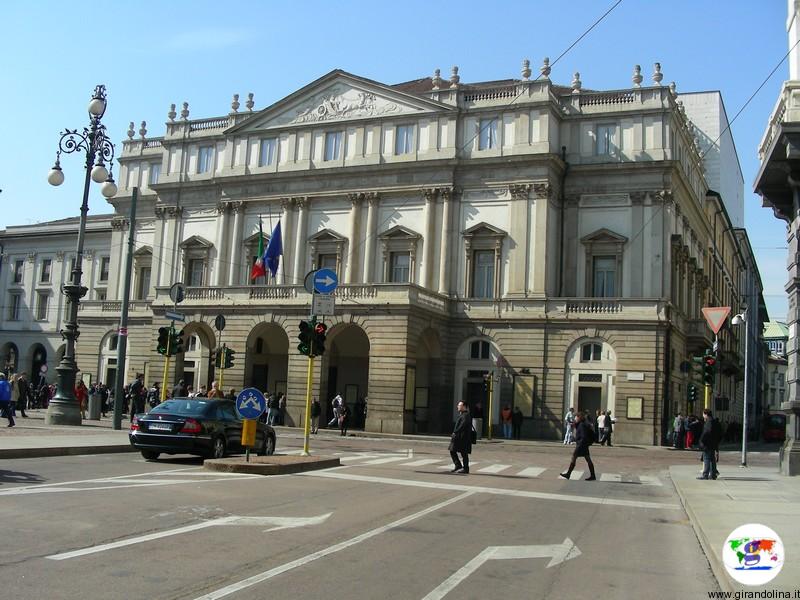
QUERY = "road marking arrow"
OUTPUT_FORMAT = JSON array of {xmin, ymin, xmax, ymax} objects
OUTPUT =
[
  {"xmin": 422, "ymin": 540, "xmax": 581, "ymax": 599},
  {"xmin": 46, "ymin": 513, "xmax": 332, "ymax": 560}
]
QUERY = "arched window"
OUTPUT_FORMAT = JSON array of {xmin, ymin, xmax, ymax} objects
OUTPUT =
[
  {"xmin": 109, "ymin": 335, "xmax": 119, "ymax": 351},
  {"xmin": 581, "ymin": 343, "xmax": 602, "ymax": 362}
]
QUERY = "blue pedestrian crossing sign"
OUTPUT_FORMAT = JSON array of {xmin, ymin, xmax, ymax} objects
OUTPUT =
[
  {"xmin": 235, "ymin": 388, "xmax": 266, "ymax": 419},
  {"xmin": 314, "ymin": 268, "xmax": 338, "ymax": 294}
]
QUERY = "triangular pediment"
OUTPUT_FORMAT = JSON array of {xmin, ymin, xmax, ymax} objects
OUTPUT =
[
  {"xmin": 580, "ymin": 228, "xmax": 627, "ymax": 244},
  {"xmin": 133, "ymin": 245, "xmax": 152, "ymax": 257},
  {"xmin": 379, "ymin": 225, "xmax": 420, "ymax": 240},
  {"xmin": 462, "ymin": 222, "xmax": 507, "ymax": 237},
  {"xmin": 227, "ymin": 70, "xmax": 454, "ymax": 134},
  {"xmin": 308, "ymin": 228, "xmax": 346, "ymax": 242},
  {"xmin": 179, "ymin": 235, "xmax": 213, "ymax": 249},
  {"xmin": 243, "ymin": 231, "xmax": 269, "ymax": 245}
]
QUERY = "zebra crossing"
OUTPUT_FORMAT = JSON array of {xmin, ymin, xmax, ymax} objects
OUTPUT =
[{"xmin": 325, "ymin": 451, "xmax": 664, "ymax": 486}]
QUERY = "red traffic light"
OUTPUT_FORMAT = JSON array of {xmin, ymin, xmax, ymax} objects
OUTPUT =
[
  {"xmin": 314, "ymin": 323, "xmax": 327, "ymax": 335},
  {"xmin": 704, "ymin": 356, "xmax": 716, "ymax": 367}
]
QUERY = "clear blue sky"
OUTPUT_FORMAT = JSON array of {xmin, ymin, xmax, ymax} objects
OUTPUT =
[{"xmin": 0, "ymin": 0, "xmax": 788, "ymax": 320}]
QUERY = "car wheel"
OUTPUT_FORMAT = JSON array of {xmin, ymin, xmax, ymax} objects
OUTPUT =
[
  {"xmin": 141, "ymin": 450, "xmax": 160, "ymax": 461},
  {"xmin": 210, "ymin": 436, "xmax": 226, "ymax": 459},
  {"xmin": 265, "ymin": 435, "xmax": 276, "ymax": 456}
]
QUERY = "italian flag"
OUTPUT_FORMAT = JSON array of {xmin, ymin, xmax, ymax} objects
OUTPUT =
[{"xmin": 250, "ymin": 219, "xmax": 266, "ymax": 280}]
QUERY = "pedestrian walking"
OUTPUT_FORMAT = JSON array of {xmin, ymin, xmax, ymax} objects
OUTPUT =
[
  {"xmin": 698, "ymin": 409, "xmax": 723, "ymax": 480},
  {"xmin": 0, "ymin": 373, "xmax": 15, "ymax": 427},
  {"xmin": 338, "ymin": 402, "xmax": 349, "ymax": 436},
  {"xmin": 327, "ymin": 394, "xmax": 342, "ymax": 427},
  {"xmin": 311, "ymin": 398, "xmax": 321, "ymax": 433},
  {"xmin": 501, "ymin": 405, "xmax": 512, "ymax": 440},
  {"xmin": 560, "ymin": 411, "xmax": 597, "ymax": 481},
  {"xmin": 601, "ymin": 410, "xmax": 614, "ymax": 446},
  {"xmin": 14, "ymin": 373, "xmax": 29, "ymax": 418},
  {"xmin": 563, "ymin": 407, "xmax": 575, "ymax": 444},
  {"xmin": 75, "ymin": 380, "xmax": 89, "ymax": 419},
  {"xmin": 448, "ymin": 401, "xmax": 472, "ymax": 474},
  {"xmin": 596, "ymin": 410, "xmax": 606, "ymax": 444},
  {"xmin": 511, "ymin": 406, "xmax": 523, "ymax": 440}
]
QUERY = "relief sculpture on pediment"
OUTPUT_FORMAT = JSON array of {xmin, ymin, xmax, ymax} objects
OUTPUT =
[{"xmin": 290, "ymin": 86, "xmax": 400, "ymax": 124}]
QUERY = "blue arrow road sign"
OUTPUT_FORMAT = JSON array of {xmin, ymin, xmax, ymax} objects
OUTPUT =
[
  {"xmin": 314, "ymin": 268, "xmax": 338, "ymax": 294},
  {"xmin": 235, "ymin": 388, "xmax": 266, "ymax": 419}
]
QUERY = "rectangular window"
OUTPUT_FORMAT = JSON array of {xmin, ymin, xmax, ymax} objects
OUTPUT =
[
  {"xmin": 395, "ymin": 125, "xmax": 414, "ymax": 155},
  {"xmin": 472, "ymin": 250, "xmax": 495, "ymax": 298},
  {"xmin": 318, "ymin": 254, "xmax": 337, "ymax": 272},
  {"xmin": 478, "ymin": 118, "xmax": 498, "ymax": 150},
  {"xmin": 99, "ymin": 257, "xmax": 110, "ymax": 282},
  {"xmin": 9, "ymin": 294, "xmax": 21, "ymax": 321},
  {"xmin": 592, "ymin": 256, "xmax": 616, "ymax": 297},
  {"xmin": 13, "ymin": 260, "xmax": 23, "ymax": 284},
  {"xmin": 259, "ymin": 138, "xmax": 277, "ymax": 167},
  {"xmin": 149, "ymin": 162, "xmax": 161, "ymax": 185},
  {"xmin": 324, "ymin": 132, "xmax": 343, "ymax": 161},
  {"xmin": 40, "ymin": 259, "xmax": 52, "ymax": 283},
  {"xmin": 596, "ymin": 124, "xmax": 616, "ymax": 155},
  {"xmin": 198, "ymin": 146, "xmax": 214, "ymax": 173},
  {"xmin": 389, "ymin": 252, "xmax": 410, "ymax": 283},
  {"xmin": 36, "ymin": 292, "xmax": 48, "ymax": 320},
  {"xmin": 96, "ymin": 290, "xmax": 107, "ymax": 301},
  {"xmin": 68, "ymin": 257, "xmax": 76, "ymax": 279},
  {"xmin": 188, "ymin": 259, "xmax": 204, "ymax": 286},
  {"xmin": 136, "ymin": 267, "xmax": 151, "ymax": 300}
]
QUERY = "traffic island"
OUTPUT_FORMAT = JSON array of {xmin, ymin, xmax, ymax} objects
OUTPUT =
[{"xmin": 203, "ymin": 454, "xmax": 340, "ymax": 475}]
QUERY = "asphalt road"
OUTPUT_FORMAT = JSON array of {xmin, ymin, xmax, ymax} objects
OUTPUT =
[{"xmin": 1, "ymin": 433, "xmax": 773, "ymax": 600}]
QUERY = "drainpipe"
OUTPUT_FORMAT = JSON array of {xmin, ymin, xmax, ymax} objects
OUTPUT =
[{"xmin": 558, "ymin": 146, "xmax": 569, "ymax": 296}]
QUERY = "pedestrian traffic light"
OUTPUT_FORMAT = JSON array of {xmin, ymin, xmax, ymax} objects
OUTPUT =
[
  {"xmin": 171, "ymin": 328, "xmax": 185, "ymax": 356},
  {"xmin": 297, "ymin": 320, "xmax": 312, "ymax": 356},
  {"xmin": 703, "ymin": 353, "xmax": 716, "ymax": 386},
  {"xmin": 214, "ymin": 347, "xmax": 223, "ymax": 368},
  {"xmin": 224, "ymin": 347, "xmax": 235, "ymax": 369},
  {"xmin": 313, "ymin": 322, "xmax": 327, "ymax": 356},
  {"xmin": 157, "ymin": 327, "xmax": 170, "ymax": 355}
]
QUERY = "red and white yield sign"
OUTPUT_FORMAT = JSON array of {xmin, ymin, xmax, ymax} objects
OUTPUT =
[{"xmin": 701, "ymin": 306, "xmax": 731, "ymax": 335}]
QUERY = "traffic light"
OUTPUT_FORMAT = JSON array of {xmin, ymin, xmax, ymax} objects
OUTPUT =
[
  {"xmin": 171, "ymin": 328, "xmax": 185, "ymax": 355},
  {"xmin": 703, "ymin": 352, "xmax": 716, "ymax": 386},
  {"xmin": 224, "ymin": 347, "xmax": 235, "ymax": 369},
  {"xmin": 690, "ymin": 355, "xmax": 704, "ymax": 383},
  {"xmin": 688, "ymin": 383, "xmax": 697, "ymax": 405},
  {"xmin": 313, "ymin": 322, "xmax": 327, "ymax": 356},
  {"xmin": 157, "ymin": 327, "xmax": 170, "ymax": 355},
  {"xmin": 297, "ymin": 320, "xmax": 312, "ymax": 356},
  {"xmin": 214, "ymin": 347, "xmax": 223, "ymax": 368}
]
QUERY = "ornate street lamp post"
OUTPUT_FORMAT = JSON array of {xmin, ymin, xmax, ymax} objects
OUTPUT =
[{"xmin": 45, "ymin": 85, "xmax": 117, "ymax": 425}]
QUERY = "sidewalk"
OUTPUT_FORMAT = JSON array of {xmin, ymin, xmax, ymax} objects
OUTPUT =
[{"xmin": 670, "ymin": 462, "xmax": 800, "ymax": 595}]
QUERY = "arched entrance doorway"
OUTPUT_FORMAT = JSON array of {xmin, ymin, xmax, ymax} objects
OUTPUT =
[
  {"xmin": 1, "ymin": 342, "xmax": 19, "ymax": 376},
  {"xmin": 564, "ymin": 338, "xmax": 618, "ymax": 418},
  {"xmin": 320, "ymin": 324, "xmax": 369, "ymax": 429},
  {"xmin": 173, "ymin": 322, "xmax": 216, "ymax": 392},
  {"xmin": 29, "ymin": 344, "xmax": 48, "ymax": 389},
  {"xmin": 98, "ymin": 332, "xmax": 119, "ymax": 389},
  {"xmin": 453, "ymin": 336, "xmax": 502, "ymax": 437},
  {"xmin": 409, "ymin": 328, "xmax": 443, "ymax": 434},
  {"xmin": 245, "ymin": 322, "xmax": 289, "ymax": 394}
]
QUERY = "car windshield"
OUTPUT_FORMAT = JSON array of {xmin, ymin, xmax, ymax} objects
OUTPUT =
[{"xmin": 149, "ymin": 399, "xmax": 211, "ymax": 416}]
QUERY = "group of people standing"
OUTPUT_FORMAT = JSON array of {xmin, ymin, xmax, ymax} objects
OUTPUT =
[
  {"xmin": 563, "ymin": 407, "xmax": 615, "ymax": 446},
  {"xmin": 0, "ymin": 372, "xmax": 56, "ymax": 427}
]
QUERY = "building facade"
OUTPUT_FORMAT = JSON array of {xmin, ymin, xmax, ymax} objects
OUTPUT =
[{"xmin": 2, "ymin": 61, "xmax": 763, "ymax": 444}]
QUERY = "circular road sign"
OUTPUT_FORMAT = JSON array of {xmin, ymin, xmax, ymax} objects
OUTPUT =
[
  {"xmin": 214, "ymin": 314, "xmax": 226, "ymax": 332},
  {"xmin": 313, "ymin": 268, "xmax": 338, "ymax": 294},
  {"xmin": 304, "ymin": 269, "xmax": 317, "ymax": 295},
  {"xmin": 169, "ymin": 282, "xmax": 186, "ymax": 304},
  {"xmin": 235, "ymin": 388, "xmax": 266, "ymax": 419}
]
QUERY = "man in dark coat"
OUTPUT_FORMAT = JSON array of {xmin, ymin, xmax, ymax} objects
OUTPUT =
[
  {"xmin": 172, "ymin": 379, "xmax": 188, "ymax": 399},
  {"xmin": 449, "ymin": 401, "xmax": 472, "ymax": 474},
  {"xmin": 560, "ymin": 411, "xmax": 597, "ymax": 481},
  {"xmin": 698, "ymin": 409, "xmax": 722, "ymax": 480}
]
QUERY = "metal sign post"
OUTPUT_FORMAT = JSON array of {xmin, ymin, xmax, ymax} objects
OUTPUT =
[{"xmin": 302, "ymin": 354, "xmax": 315, "ymax": 457}]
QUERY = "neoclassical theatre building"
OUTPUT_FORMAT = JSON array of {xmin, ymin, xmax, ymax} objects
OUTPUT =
[{"xmin": 0, "ymin": 61, "xmax": 763, "ymax": 444}]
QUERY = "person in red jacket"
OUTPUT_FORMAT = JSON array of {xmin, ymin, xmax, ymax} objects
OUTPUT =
[{"xmin": 74, "ymin": 380, "xmax": 88, "ymax": 419}]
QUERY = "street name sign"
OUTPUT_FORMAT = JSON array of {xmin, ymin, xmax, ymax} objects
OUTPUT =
[
  {"xmin": 165, "ymin": 310, "xmax": 185, "ymax": 322},
  {"xmin": 701, "ymin": 306, "xmax": 731, "ymax": 335},
  {"xmin": 312, "ymin": 293, "xmax": 335, "ymax": 316},
  {"xmin": 236, "ymin": 387, "xmax": 266, "ymax": 419},
  {"xmin": 313, "ymin": 268, "xmax": 338, "ymax": 294}
]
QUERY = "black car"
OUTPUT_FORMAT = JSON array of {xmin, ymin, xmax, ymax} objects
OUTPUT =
[{"xmin": 129, "ymin": 398, "xmax": 276, "ymax": 460}]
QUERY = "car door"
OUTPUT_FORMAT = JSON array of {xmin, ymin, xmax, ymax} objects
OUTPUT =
[{"xmin": 219, "ymin": 401, "xmax": 243, "ymax": 452}]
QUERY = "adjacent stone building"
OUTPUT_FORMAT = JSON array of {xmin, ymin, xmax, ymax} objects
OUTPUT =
[{"xmin": 1, "ymin": 60, "xmax": 764, "ymax": 444}]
